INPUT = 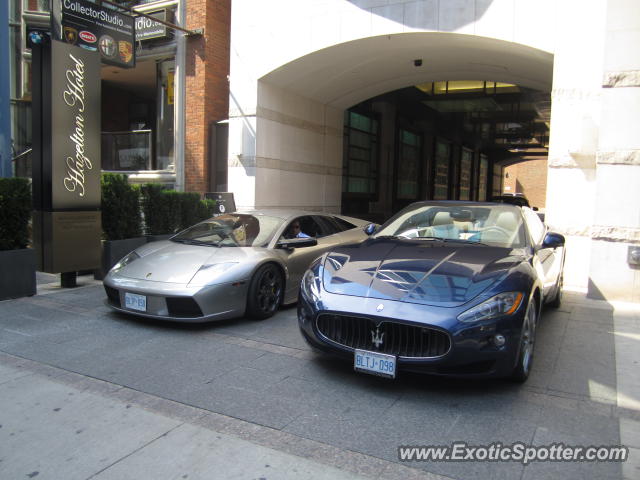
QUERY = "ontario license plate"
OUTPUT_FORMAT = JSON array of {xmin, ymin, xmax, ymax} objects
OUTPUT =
[
  {"xmin": 124, "ymin": 292, "xmax": 147, "ymax": 312},
  {"xmin": 354, "ymin": 349, "xmax": 396, "ymax": 379}
]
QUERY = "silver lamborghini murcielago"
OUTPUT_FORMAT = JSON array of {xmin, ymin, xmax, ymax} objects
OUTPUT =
[{"xmin": 103, "ymin": 210, "xmax": 369, "ymax": 322}]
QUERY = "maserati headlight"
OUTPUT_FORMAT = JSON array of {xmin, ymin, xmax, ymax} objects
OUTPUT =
[
  {"xmin": 458, "ymin": 292, "xmax": 524, "ymax": 323},
  {"xmin": 111, "ymin": 251, "xmax": 140, "ymax": 272},
  {"xmin": 188, "ymin": 262, "xmax": 238, "ymax": 287},
  {"xmin": 300, "ymin": 265, "xmax": 322, "ymax": 303}
]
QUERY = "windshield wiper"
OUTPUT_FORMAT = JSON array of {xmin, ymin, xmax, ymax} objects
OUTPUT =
[
  {"xmin": 409, "ymin": 236, "xmax": 489, "ymax": 246},
  {"xmin": 171, "ymin": 238, "xmax": 217, "ymax": 247}
]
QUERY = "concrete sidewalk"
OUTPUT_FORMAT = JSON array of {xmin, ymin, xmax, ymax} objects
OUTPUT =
[
  {"xmin": 0, "ymin": 353, "xmax": 442, "ymax": 480},
  {"xmin": 1, "ymin": 271, "xmax": 445, "ymax": 480}
]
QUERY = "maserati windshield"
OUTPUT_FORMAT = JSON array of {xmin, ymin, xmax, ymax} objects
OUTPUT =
[{"xmin": 375, "ymin": 204, "xmax": 527, "ymax": 248}]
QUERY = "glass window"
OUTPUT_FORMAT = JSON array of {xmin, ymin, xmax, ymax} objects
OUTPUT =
[
  {"xmin": 433, "ymin": 140, "xmax": 450, "ymax": 200},
  {"xmin": 459, "ymin": 148, "xmax": 472, "ymax": 200},
  {"xmin": 397, "ymin": 129, "xmax": 420, "ymax": 200},
  {"xmin": 478, "ymin": 155, "xmax": 488, "ymax": 201},
  {"xmin": 24, "ymin": 0, "xmax": 50, "ymax": 13},
  {"xmin": 376, "ymin": 203, "xmax": 526, "ymax": 248},
  {"xmin": 343, "ymin": 111, "xmax": 378, "ymax": 196},
  {"xmin": 332, "ymin": 216, "xmax": 356, "ymax": 231},
  {"xmin": 172, "ymin": 214, "xmax": 282, "ymax": 248}
]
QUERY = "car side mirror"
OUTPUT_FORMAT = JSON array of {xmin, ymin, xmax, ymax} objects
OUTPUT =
[
  {"xmin": 276, "ymin": 237, "xmax": 318, "ymax": 250},
  {"xmin": 364, "ymin": 223, "xmax": 379, "ymax": 236},
  {"xmin": 542, "ymin": 232, "xmax": 565, "ymax": 249}
]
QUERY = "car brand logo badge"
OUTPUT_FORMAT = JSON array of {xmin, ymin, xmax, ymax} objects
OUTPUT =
[
  {"xmin": 376, "ymin": 303, "xmax": 384, "ymax": 312},
  {"xmin": 79, "ymin": 31, "xmax": 97, "ymax": 43},
  {"xmin": 146, "ymin": 273, "xmax": 152, "ymax": 278},
  {"xmin": 371, "ymin": 326, "xmax": 385, "ymax": 348}
]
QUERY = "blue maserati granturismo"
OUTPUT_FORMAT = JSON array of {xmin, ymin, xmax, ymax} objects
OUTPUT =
[{"xmin": 297, "ymin": 201, "xmax": 565, "ymax": 382}]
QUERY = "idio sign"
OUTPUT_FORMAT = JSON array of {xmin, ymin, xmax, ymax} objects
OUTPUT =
[{"xmin": 135, "ymin": 10, "xmax": 171, "ymax": 41}]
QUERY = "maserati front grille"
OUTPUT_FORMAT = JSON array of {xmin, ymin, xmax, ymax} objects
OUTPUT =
[{"xmin": 316, "ymin": 314, "xmax": 450, "ymax": 358}]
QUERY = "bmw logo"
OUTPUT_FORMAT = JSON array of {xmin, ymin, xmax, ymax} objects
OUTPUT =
[{"xmin": 376, "ymin": 303, "xmax": 384, "ymax": 312}]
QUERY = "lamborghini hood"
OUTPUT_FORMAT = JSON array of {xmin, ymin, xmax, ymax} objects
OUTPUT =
[{"xmin": 116, "ymin": 241, "xmax": 246, "ymax": 284}]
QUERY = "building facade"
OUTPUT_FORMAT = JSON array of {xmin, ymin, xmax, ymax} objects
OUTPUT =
[
  {"xmin": 8, "ymin": 0, "xmax": 230, "ymax": 191},
  {"xmin": 6, "ymin": 0, "xmax": 639, "ymax": 302}
]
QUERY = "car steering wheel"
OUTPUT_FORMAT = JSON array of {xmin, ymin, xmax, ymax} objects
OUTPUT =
[{"xmin": 480, "ymin": 226, "xmax": 511, "ymax": 240}]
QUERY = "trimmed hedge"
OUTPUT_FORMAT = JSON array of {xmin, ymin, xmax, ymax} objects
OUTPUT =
[
  {"xmin": 0, "ymin": 177, "xmax": 32, "ymax": 251},
  {"xmin": 141, "ymin": 184, "xmax": 181, "ymax": 235},
  {"xmin": 179, "ymin": 192, "xmax": 203, "ymax": 231},
  {"xmin": 100, "ymin": 177, "xmax": 219, "ymax": 238},
  {"xmin": 101, "ymin": 173, "xmax": 142, "ymax": 240}
]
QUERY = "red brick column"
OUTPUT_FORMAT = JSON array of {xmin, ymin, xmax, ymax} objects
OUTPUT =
[{"xmin": 184, "ymin": 0, "xmax": 231, "ymax": 194}]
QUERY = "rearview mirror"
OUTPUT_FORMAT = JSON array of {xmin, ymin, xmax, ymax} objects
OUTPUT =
[
  {"xmin": 276, "ymin": 237, "xmax": 318, "ymax": 249},
  {"xmin": 542, "ymin": 232, "xmax": 565, "ymax": 249},
  {"xmin": 364, "ymin": 223, "xmax": 379, "ymax": 235}
]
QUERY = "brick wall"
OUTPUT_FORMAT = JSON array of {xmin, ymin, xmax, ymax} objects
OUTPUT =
[
  {"xmin": 503, "ymin": 158, "xmax": 548, "ymax": 209},
  {"xmin": 184, "ymin": 0, "xmax": 231, "ymax": 194}
]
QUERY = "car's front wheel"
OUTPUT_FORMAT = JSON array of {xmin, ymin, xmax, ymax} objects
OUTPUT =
[
  {"xmin": 246, "ymin": 263, "xmax": 283, "ymax": 320},
  {"xmin": 510, "ymin": 300, "xmax": 537, "ymax": 383}
]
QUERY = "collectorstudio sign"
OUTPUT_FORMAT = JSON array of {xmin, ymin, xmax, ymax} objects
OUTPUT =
[
  {"xmin": 51, "ymin": 40, "xmax": 101, "ymax": 209},
  {"xmin": 52, "ymin": 0, "xmax": 135, "ymax": 68}
]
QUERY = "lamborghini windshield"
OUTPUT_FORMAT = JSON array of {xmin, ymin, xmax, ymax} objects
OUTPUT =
[{"xmin": 171, "ymin": 214, "xmax": 282, "ymax": 247}]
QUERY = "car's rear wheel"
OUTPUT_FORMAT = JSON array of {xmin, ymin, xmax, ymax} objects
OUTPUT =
[
  {"xmin": 247, "ymin": 263, "xmax": 283, "ymax": 320},
  {"xmin": 510, "ymin": 300, "xmax": 537, "ymax": 383},
  {"xmin": 548, "ymin": 274, "xmax": 563, "ymax": 309}
]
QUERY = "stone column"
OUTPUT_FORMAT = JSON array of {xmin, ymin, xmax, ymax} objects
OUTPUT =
[
  {"xmin": 547, "ymin": 0, "xmax": 640, "ymax": 302},
  {"xmin": 184, "ymin": 0, "xmax": 231, "ymax": 194},
  {"xmin": 545, "ymin": 0, "xmax": 607, "ymax": 292},
  {"xmin": 589, "ymin": 0, "xmax": 640, "ymax": 301}
]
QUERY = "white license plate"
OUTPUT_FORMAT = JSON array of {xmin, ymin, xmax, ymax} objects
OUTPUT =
[
  {"xmin": 354, "ymin": 349, "xmax": 396, "ymax": 379},
  {"xmin": 124, "ymin": 292, "xmax": 147, "ymax": 312}
]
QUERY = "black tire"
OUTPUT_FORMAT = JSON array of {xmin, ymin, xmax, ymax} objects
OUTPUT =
[
  {"xmin": 548, "ymin": 274, "xmax": 563, "ymax": 309},
  {"xmin": 246, "ymin": 263, "xmax": 283, "ymax": 320},
  {"xmin": 510, "ymin": 300, "xmax": 537, "ymax": 383}
]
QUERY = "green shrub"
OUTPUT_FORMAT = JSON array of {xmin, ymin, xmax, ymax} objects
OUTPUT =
[
  {"xmin": 141, "ymin": 184, "xmax": 181, "ymax": 235},
  {"xmin": 101, "ymin": 173, "xmax": 142, "ymax": 240},
  {"xmin": 179, "ymin": 192, "xmax": 203, "ymax": 231},
  {"xmin": 197, "ymin": 198, "xmax": 217, "ymax": 222},
  {"xmin": 0, "ymin": 177, "xmax": 32, "ymax": 250}
]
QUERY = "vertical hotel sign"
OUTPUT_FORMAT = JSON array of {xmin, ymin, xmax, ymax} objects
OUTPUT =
[
  {"xmin": 51, "ymin": 40, "xmax": 101, "ymax": 208},
  {"xmin": 31, "ymin": 39, "xmax": 103, "ymax": 273}
]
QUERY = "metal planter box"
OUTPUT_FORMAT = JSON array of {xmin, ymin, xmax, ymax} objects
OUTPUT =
[{"xmin": 0, "ymin": 248, "xmax": 36, "ymax": 300}]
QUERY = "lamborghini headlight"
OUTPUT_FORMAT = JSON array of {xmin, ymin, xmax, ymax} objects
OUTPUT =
[
  {"xmin": 111, "ymin": 251, "xmax": 140, "ymax": 273},
  {"xmin": 188, "ymin": 262, "xmax": 238, "ymax": 287},
  {"xmin": 458, "ymin": 292, "xmax": 524, "ymax": 323}
]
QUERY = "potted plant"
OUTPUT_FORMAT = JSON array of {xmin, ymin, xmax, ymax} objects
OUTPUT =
[
  {"xmin": 97, "ymin": 173, "xmax": 145, "ymax": 279},
  {"xmin": 0, "ymin": 177, "xmax": 36, "ymax": 300}
]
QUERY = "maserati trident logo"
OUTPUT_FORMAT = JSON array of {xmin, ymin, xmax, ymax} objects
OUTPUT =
[
  {"xmin": 376, "ymin": 303, "xmax": 384, "ymax": 312},
  {"xmin": 371, "ymin": 326, "xmax": 385, "ymax": 348}
]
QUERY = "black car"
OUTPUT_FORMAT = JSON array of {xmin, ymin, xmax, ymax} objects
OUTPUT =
[
  {"xmin": 490, "ymin": 194, "xmax": 530, "ymax": 207},
  {"xmin": 297, "ymin": 201, "xmax": 565, "ymax": 383}
]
